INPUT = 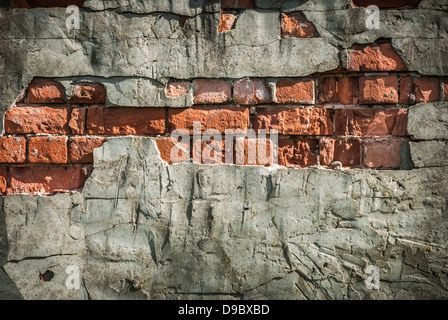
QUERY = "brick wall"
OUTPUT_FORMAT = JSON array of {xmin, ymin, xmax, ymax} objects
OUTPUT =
[{"xmin": 1, "ymin": 1, "xmax": 446, "ymax": 196}]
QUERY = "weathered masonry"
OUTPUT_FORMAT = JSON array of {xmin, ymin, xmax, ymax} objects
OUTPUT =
[{"xmin": 0, "ymin": 0, "xmax": 447, "ymax": 300}]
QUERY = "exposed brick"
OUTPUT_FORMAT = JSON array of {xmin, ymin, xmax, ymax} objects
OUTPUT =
[
  {"xmin": 399, "ymin": 77, "xmax": 440, "ymax": 104},
  {"xmin": 254, "ymin": 108, "xmax": 333, "ymax": 135},
  {"xmin": 318, "ymin": 77, "xmax": 358, "ymax": 104},
  {"xmin": 352, "ymin": 0, "xmax": 422, "ymax": 8},
  {"xmin": 234, "ymin": 139, "xmax": 275, "ymax": 166},
  {"xmin": 8, "ymin": 166, "xmax": 88, "ymax": 195},
  {"xmin": 218, "ymin": 12, "xmax": 236, "ymax": 33},
  {"xmin": 363, "ymin": 139, "xmax": 404, "ymax": 169},
  {"xmin": 444, "ymin": 79, "xmax": 448, "ymax": 101},
  {"xmin": 69, "ymin": 137, "xmax": 105, "ymax": 164},
  {"xmin": 0, "ymin": 137, "xmax": 27, "ymax": 163},
  {"xmin": 156, "ymin": 137, "xmax": 190, "ymax": 165},
  {"xmin": 319, "ymin": 138, "xmax": 361, "ymax": 167},
  {"xmin": 221, "ymin": 0, "xmax": 254, "ymax": 9},
  {"xmin": 28, "ymin": 79, "xmax": 65, "ymax": 104},
  {"xmin": 4, "ymin": 106, "xmax": 84, "ymax": 135},
  {"xmin": 278, "ymin": 138, "xmax": 317, "ymax": 167},
  {"xmin": 335, "ymin": 109, "xmax": 408, "ymax": 136},
  {"xmin": 10, "ymin": 0, "xmax": 85, "ymax": 8},
  {"xmin": 70, "ymin": 83, "xmax": 106, "ymax": 104},
  {"xmin": 234, "ymin": 78, "xmax": 271, "ymax": 105},
  {"xmin": 359, "ymin": 76, "xmax": 399, "ymax": 104},
  {"xmin": 193, "ymin": 139, "xmax": 228, "ymax": 165},
  {"xmin": 276, "ymin": 79, "xmax": 315, "ymax": 104},
  {"xmin": 0, "ymin": 167, "xmax": 6, "ymax": 194},
  {"xmin": 347, "ymin": 43, "xmax": 407, "ymax": 72},
  {"xmin": 166, "ymin": 81, "xmax": 190, "ymax": 98},
  {"xmin": 168, "ymin": 107, "xmax": 250, "ymax": 134},
  {"xmin": 29, "ymin": 136, "xmax": 68, "ymax": 164},
  {"xmin": 281, "ymin": 12, "xmax": 318, "ymax": 39},
  {"xmin": 193, "ymin": 79, "xmax": 231, "ymax": 104},
  {"xmin": 86, "ymin": 107, "xmax": 166, "ymax": 135}
]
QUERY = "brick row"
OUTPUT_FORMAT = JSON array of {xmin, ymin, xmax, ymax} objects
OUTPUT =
[
  {"xmin": 155, "ymin": 136, "xmax": 408, "ymax": 169},
  {"xmin": 0, "ymin": 136, "xmax": 104, "ymax": 165},
  {"xmin": 0, "ymin": 166, "xmax": 89, "ymax": 196}
]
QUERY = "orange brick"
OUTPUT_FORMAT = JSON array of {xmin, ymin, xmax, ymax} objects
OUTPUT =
[
  {"xmin": 318, "ymin": 77, "xmax": 358, "ymax": 104},
  {"xmin": 166, "ymin": 81, "xmax": 190, "ymax": 98},
  {"xmin": 281, "ymin": 12, "xmax": 318, "ymax": 39},
  {"xmin": 86, "ymin": 107, "xmax": 166, "ymax": 135},
  {"xmin": 193, "ymin": 79, "xmax": 231, "ymax": 104},
  {"xmin": 4, "ymin": 106, "xmax": 84, "ymax": 135},
  {"xmin": 28, "ymin": 79, "xmax": 65, "ymax": 104},
  {"xmin": 0, "ymin": 137, "xmax": 27, "ymax": 163},
  {"xmin": 253, "ymin": 108, "xmax": 333, "ymax": 135},
  {"xmin": 29, "ymin": 136, "xmax": 68, "ymax": 164},
  {"xmin": 400, "ymin": 77, "xmax": 440, "ymax": 104},
  {"xmin": 7, "ymin": 166, "xmax": 88, "ymax": 195},
  {"xmin": 69, "ymin": 137, "xmax": 105, "ymax": 164},
  {"xmin": 0, "ymin": 167, "xmax": 7, "ymax": 194},
  {"xmin": 359, "ymin": 76, "xmax": 399, "ymax": 104},
  {"xmin": 156, "ymin": 137, "xmax": 190, "ymax": 164},
  {"xmin": 335, "ymin": 109, "xmax": 408, "ymax": 136},
  {"xmin": 278, "ymin": 138, "xmax": 317, "ymax": 167},
  {"xmin": 168, "ymin": 107, "xmax": 250, "ymax": 134},
  {"xmin": 363, "ymin": 139, "xmax": 404, "ymax": 169},
  {"xmin": 234, "ymin": 78, "xmax": 271, "ymax": 105},
  {"xmin": 319, "ymin": 138, "xmax": 361, "ymax": 167},
  {"xmin": 347, "ymin": 43, "xmax": 407, "ymax": 72},
  {"xmin": 276, "ymin": 79, "xmax": 315, "ymax": 104},
  {"xmin": 70, "ymin": 83, "xmax": 106, "ymax": 104},
  {"xmin": 218, "ymin": 12, "xmax": 236, "ymax": 33}
]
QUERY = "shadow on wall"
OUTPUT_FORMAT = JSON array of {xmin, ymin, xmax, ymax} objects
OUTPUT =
[{"xmin": 0, "ymin": 199, "xmax": 24, "ymax": 299}]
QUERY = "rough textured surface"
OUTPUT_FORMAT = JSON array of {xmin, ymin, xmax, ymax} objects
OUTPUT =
[
  {"xmin": 0, "ymin": 0, "xmax": 447, "ymax": 300},
  {"xmin": 1, "ymin": 137, "xmax": 447, "ymax": 300}
]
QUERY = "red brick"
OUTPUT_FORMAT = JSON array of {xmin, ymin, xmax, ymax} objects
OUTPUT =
[
  {"xmin": 0, "ymin": 137, "xmax": 27, "ymax": 164},
  {"xmin": 444, "ymin": 79, "xmax": 448, "ymax": 102},
  {"xmin": 399, "ymin": 77, "xmax": 440, "ymax": 104},
  {"xmin": 363, "ymin": 139, "xmax": 403, "ymax": 169},
  {"xmin": 4, "ymin": 106, "xmax": 84, "ymax": 135},
  {"xmin": 156, "ymin": 137, "xmax": 190, "ymax": 165},
  {"xmin": 335, "ymin": 109, "xmax": 408, "ymax": 136},
  {"xmin": 0, "ymin": 167, "xmax": 6, "ymax": 194},
  {"xmin": 69, "ymin": 137, "xmax": 105, "ymax": 164},
  {"xmin": 10, "ymin": 0, "xmax": 85, "ymax": 8},
  {"xmin": 318, "ymin": 77, "xmax": 358, "ymax": 104},
  {"xmin": 166, "ymin": 81, "xmax": 190, "ymax": 98},
  {"xmin": 193, "ymin": 79, "xmax": 231, "ymax": 104},
  {"xmin": 168, "ymin": 107, "xmax": 249, "ymax": 134},
  {"xmin": 29, "ymin": 136, "xmax": 68, "ymax": 164},
  {"xmin": 68, "ymin": 107, "xmax": 86, "ymax": 135},
  {"xmin": 86, "ymin": 107, "xmax": 166, "ymax": 135},
  {"xmin": 319, "ymin": 138, "xmax": 361, "ymax": 167},
  {"xmin": 193, "ymin": 139, "xmax": 228, "ymax": 165},
  {"xmin": 28, "ymin": 79, "xmax": 65, "ymax": 104},
  {"xmin": 347, "ymin": 43, "xmax": 407, "ymax": 72},
  {"xmin": 352, "ymin": 0, "xmax": 421, "ymax": 8},
  {"xmin": 281, "ymin": 12, "xmax": 318, "ymax": 39},
  {"xmin": 234, "ymin": 139, "xmax": 275, "ymax": 166},
  {"xmin": 234, "ymin": 78, "xmax": 271, "ymax": 105},
  {"xmin": 253, "ymin": 108, "xmax": 333, "ymax": 135},
  {"xmin": 276, "ymin": 79, "xmax": 315, "ymax": 104},
  {"xmin": 70, "ymin": 83, "xmax": 106, "ymax": 104},
  {"xmin": 221, "ymin": 0, "xmax": 254, "ymax": 9},
  {"xmin": 7, "ymin": 166, "xmax": 88, "ymax": 195},
  {"xmin": 218, "ymin": 12, "xmax": 236, "ymax": 33},
  {"xmin": 359, "ymin": 76, "xmax": 399, "ymax": 104},
  {"xmin": 278, "ymin": 138, "xmax": 317, "ymax": 167}
]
